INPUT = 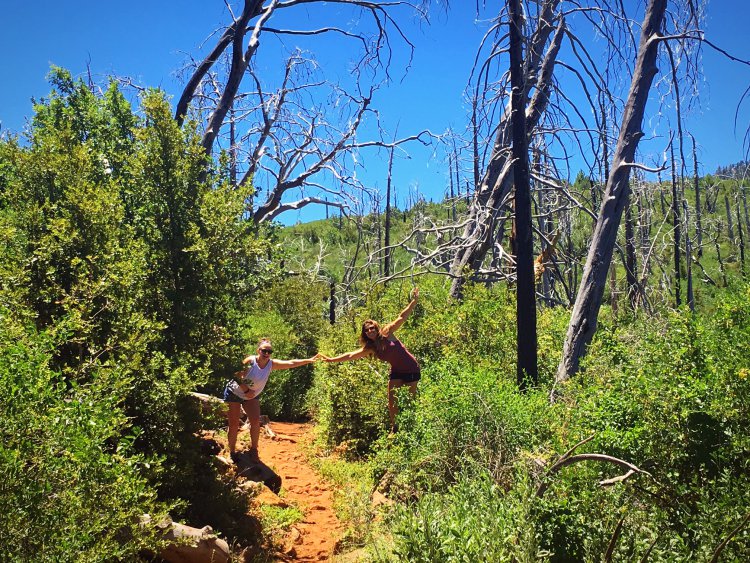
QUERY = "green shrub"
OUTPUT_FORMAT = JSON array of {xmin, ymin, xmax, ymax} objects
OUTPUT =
[
  {"xmin": 389, "ymin": 470, "xmax": 538, "ymax": 563},
  {"xmin": 0, "ymin": 312, "xmax": 170, "ymax": 562}
]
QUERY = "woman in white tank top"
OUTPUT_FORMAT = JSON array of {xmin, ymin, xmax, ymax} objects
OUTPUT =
[{"xmin": 223, "ymin": 338, "xmax": 320, "ymax": 463}]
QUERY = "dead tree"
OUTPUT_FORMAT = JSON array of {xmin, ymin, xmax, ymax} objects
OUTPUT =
[
  {"xmin": 724, "ymin": 193, "xmax": 735, "ymax": 241},
  {"xmin": 448, "ymin": 0, "xmax": 565, "ymax": 299},
  {"xmin": 556, "ymin": 0, "xmax": 672, "ymax": 383},
  {"xmin": 175, "ymin": 0, "xmax": 432, "ymax": 224},
  {"xmin": 670, "ymin": 141, "xmax": 682, "ymax": 308},
  {"xmin": 690, "ymin": 134, "xmax": 703, "ymax": 256},
  {"xmin": 508, "ymin": 0, "xmax": 538, "ymax": 388}
]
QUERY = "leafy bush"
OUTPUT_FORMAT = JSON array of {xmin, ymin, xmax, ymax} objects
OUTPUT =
[
  {"xmin": 374, "ymin": 362, "xmax": 553, "ymax": 499},
  {"xmin": 388, "ymin": 470, "xmax": 538, "ymax": 563},
  {"xmin": 0, "ymin": 310, "xmax": 170, "ymax": 562}
]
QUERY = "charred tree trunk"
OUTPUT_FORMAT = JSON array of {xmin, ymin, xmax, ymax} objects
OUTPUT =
[
  {"xmin": 384, "ymin": 144, "xmax": 394, "ymax": 278},
  {"xmin": 691, "ymin": 135, "xmax": 703, "ymax": 257},
  {"xmin": 329, "ymin": 280, "xmax": 336, "ymax": 324},
  {"xmin": 737, "ymin": 201, "xmax": 746, "ymax": 277},
  {"xmin": 449, "ymin": 1, "xmax": 564, "ymax": 299},
  {"xmin": 509, "ymin": 0, "xmax": 538, "ymax": 388},
  {"xmin": 625, "ymin": 192, "xmax": 639, "ymax": 309},
  {"xmin": 671, "ymin": 142, "xmax": 682, "ymax": 307},
  {"xmin": 742, "ymin": 185, "xmax": 750, "ymax": 238},
  {"xmin": 683, "ymin": 200, "xmax": 695, "ymax": 311},
  {"xmin": 715, "ymin": 223, "xmax": 728, "ymax": 286},
  {"xmin": 556, "ymin": 0, "xmax": 667, "ymax": 383},
  {"xmin": 725, "ymin": 194, "xmax": 735, "ymax": 242}
]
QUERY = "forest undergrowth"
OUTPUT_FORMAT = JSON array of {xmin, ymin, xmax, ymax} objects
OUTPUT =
[{"xmin": 1, "ymin": 72, "xmax": 748, "ymax": 562}]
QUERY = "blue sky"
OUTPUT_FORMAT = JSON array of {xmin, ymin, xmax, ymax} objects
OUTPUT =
[{"xmin": 2, "ymin": 1, "xmax": 749, "ymax": 222}]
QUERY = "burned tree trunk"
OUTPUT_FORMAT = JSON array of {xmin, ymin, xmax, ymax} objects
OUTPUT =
[
  {"xmin": 384, "ymin": 144, "xmax": 395, "ymax": 278},
  {"xmin": 671, "ymin": 142, "xmax": 682, "ymax": 308},
  {"xmin": 449, "ymin": 1, "xmax": 564, "ymax": 299},
  {"xmin": 557, "ymin": 0, "xmax": 668, "ymax": 383},
  {"xmin": 625, "ymin": 192, "xmax": 639, "ymax": 310},
  {"xmin": 691, "ymin": 135, "xmax": 703, "ymax": 257},
  {"xmin": 683, "ymin": 200, "xmax": 695, "ymax": 312},
  {"xmin": 509, "ymin": 0, "xmax": 538, "ymax": 388},
  {"xmin": 725, "ymin": 194, "xmax": 735, "ymax": 242}
]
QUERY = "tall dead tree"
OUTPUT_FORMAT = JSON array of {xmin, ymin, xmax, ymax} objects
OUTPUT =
[
  {"xmin": 724, "ymin": 193, "xmax": 735, "ymax": 241},
  {"xmin": 508, "ymin": 0, "xmax": 538, "ymax": 388},
  {"xmin": 556, "ymin": 0, "xmax": 671, "ymax": 383},
  {"xmin": 448, "ymin": 0, "xmax": 565, "ymax": 298},
  {"xmin": 625, "ymin": 191, "xmax": 639, "ymax": 309},
  {"xmin": 671, "ymin": 141, "xmax": 682, "ymax": 308},
  {"xmin": 691, "ymin": 134, "xmax": 703, "ymax": 257}
]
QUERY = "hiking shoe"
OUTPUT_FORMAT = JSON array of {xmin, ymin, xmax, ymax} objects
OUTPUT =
[{"xmin": 248, "ymin": 447, "xmax": 260, "ymax": 464}]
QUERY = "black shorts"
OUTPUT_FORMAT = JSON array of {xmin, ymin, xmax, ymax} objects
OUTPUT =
[{"xmin": 390, "ymin": 372, "xmax": 421, "ymax": 383}]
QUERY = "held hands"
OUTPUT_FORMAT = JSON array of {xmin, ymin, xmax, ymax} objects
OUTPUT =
[
  {"xmin": 314, "ymin": 353, "xmax": 335, "ymax": 363},
  {"xmin": 411, "ymin": 286, "xmax": 419, "ymax": 302}
]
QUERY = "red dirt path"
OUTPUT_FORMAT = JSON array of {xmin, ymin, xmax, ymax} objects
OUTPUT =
[{"xmin": 252, "ymin": 422, "xmax": 342, "ymax": 561}]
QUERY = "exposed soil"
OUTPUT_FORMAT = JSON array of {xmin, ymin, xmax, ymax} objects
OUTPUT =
[
  {"xmin": 218, "ymin": 421, "xmax": 342, "ymax": 562},
  {"xmin": 257, "ymin": 422, "xmax": 341, "ymax": 562}
]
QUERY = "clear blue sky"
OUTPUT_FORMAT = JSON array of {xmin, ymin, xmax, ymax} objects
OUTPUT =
[{"xmin": 2, "ymin": 1, "xmax": 749, "ymax": 222}]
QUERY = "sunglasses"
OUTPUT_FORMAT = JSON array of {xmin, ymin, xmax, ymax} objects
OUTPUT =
[
  {"xmin": 365, "ymin": 327, "xmax": 378, "ymax": 333},
  {"xmin": 259, "ymin": 348, "xmax": 273, "ymax": 355}
]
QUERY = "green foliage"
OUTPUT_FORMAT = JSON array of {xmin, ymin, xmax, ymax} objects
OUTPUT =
[
  {"xmin": 374, "ymin": 364, "xmax": 553, "ymax": 499},
  {"xmin": 0, "ymin": 69, "xmax": 289, "ymax": 554},
  {"xmin": 304, "ymin": 269, "xmax": 749, "ymax": 559},
  {"xmin": 228, "ymin": 275, "xmax": 328, "ymax": 419},
  {"xmin": 0, "ymin": 308, "xmax": 170, "ymax": 561},
  {"xmin": 388, "ymin": 471, "xmax": 538, "ymax": 563}
]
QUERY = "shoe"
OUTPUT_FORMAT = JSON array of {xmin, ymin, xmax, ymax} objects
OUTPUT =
[
  {"xmin": 230, "ymin": 451, "xmax": 241, "ymax": 464},
  {"xmin": 248, "ymin": 447, "xmax": 260, "ymax": 463}
]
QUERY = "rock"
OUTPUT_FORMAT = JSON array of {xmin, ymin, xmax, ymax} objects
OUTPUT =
[
  {"xmin": 142, "ymin": 514, "xmax": 230, "ymax": 563},
  {"xmin": 371, "ymin": 491, "xmax": 394, "ymax": 508}
]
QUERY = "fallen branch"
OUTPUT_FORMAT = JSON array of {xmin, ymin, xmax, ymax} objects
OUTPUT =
[
  {"xmin": 709, "ymin": 512, "xmax": 750, "ymax": 563},
  {"xmin": 536, "ymin": 447, "xmax": 650, "ymax": 499}
]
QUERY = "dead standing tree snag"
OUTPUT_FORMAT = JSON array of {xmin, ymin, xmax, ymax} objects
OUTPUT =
[
  {"xmin": 556, "ymin": 0, "xmax": 697, "ymax": 384},
  {"xmin": 174, "ymin": 0, "xmax": 431, "ymax": 224},
  {"xmin": 448, "ymin": 0, "xmax": 566, "ymax": 299}
]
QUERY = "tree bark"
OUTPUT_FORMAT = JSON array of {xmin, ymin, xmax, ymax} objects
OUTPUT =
[
  {"xmin": 670, "ymin": 142, "xmax": 682, "ymax": 307},
  {"xmin": 509, "ymin": 0, "xmax": 538, "ymax": 388},
  {"xmin": 683, "ymin": 200, "xmax": 695, "ymax": 311},
  {"xmin": 691, "ymin": 135, "xmax": 703, "ymax": 257},
  {"xmin": 556, "ymin": 0, "xmax": 668, "ymax": 383},
  {"xmin": 449, "ymin": 1, "xmax": 564, "ymax": 299},
  {"xmin": 625, "ymin": 191, "xmax": 639, "ymax": 309},
  {"xmin": 725, "ymin": 193, "xmax": 735, "ymax": 241},
  {"xmin": 384, "ymin": 144, "xmax": 395, "ymax": 277}
]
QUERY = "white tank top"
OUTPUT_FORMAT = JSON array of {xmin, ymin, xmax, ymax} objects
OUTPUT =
[{"xmin": 230, "ymin": 357, "xmax": 272, "ymax": 399}]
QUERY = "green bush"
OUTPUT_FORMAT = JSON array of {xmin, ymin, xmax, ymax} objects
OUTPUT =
[
  {"xmin": 0, "ymin": 311, "xmax": 170, "ymax": 562},
  {"xmin": 389, "ymin": 470, "xmax": 538, "ymax": 563}
]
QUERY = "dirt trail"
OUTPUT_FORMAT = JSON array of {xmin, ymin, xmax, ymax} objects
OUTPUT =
[{"xmin": 254, "ymin": 422, "xmax": 341, "ymax": 561}]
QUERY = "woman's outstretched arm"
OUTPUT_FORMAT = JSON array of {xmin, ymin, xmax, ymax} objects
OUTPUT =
[
  {"xmin": 381, "ymin": 287, "xmax": 419, "ymax": 337},
  {"xmin": 320, "ymin": 347, "xmax": 371, "ymax": 363},
  {"xmin": 272, "ymin": 353, "xmax": 323, "ymax": 371}
]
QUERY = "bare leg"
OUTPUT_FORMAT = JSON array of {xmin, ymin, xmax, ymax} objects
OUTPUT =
[
  {"xmin": 227, "ymin": 402, "xmax": 242, "ymax": 454},
  {"xmin": 388, "ymin": 379, "xmax": 419, "ymax": 431},
  {"xmin": 388, "ymin": 379, "xmax": 405, "ymax": 430},
  {"xmin": 243, "ymin": 399, "xmax": 261, "ymax": 452}
]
